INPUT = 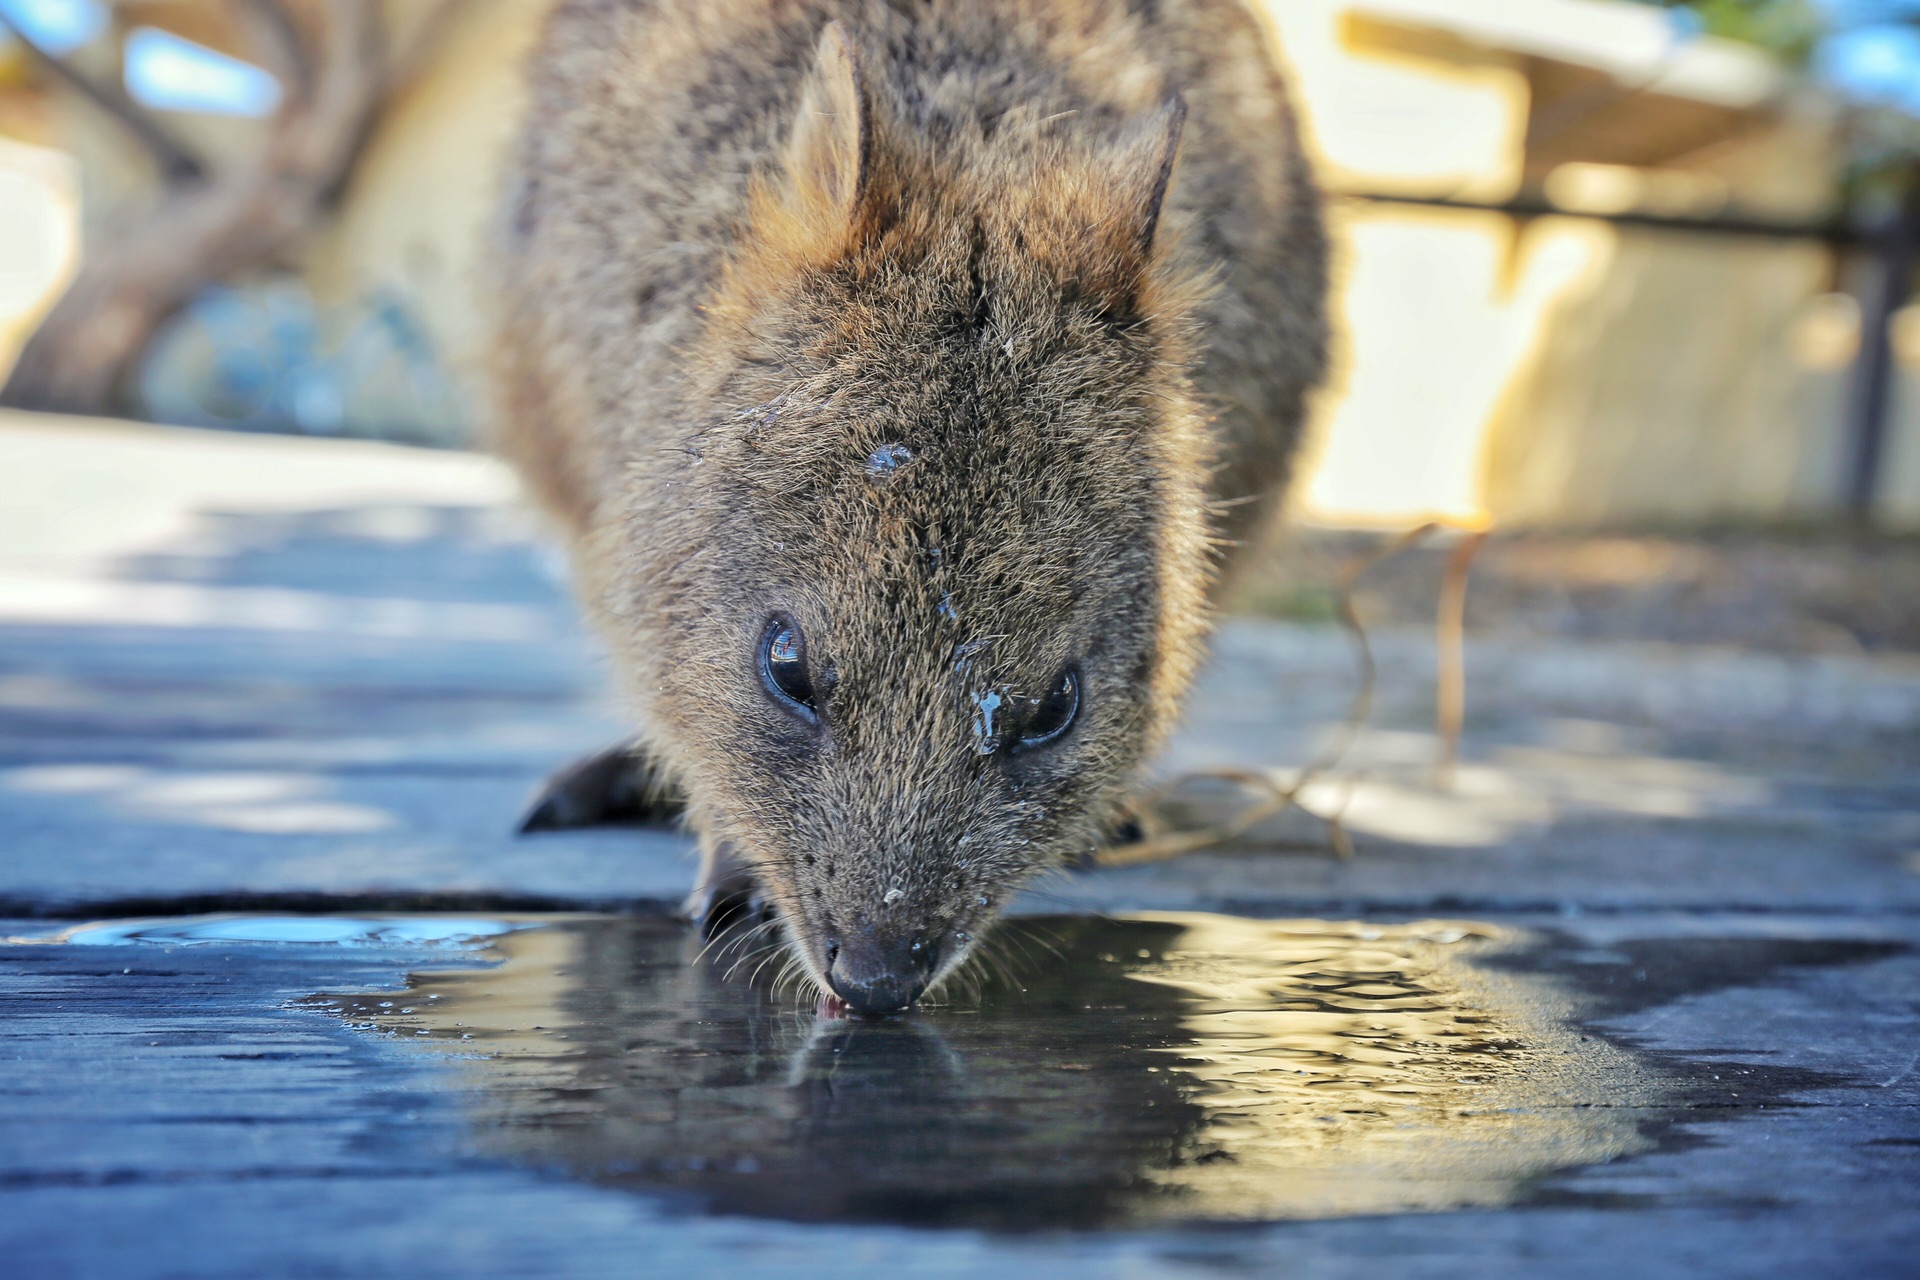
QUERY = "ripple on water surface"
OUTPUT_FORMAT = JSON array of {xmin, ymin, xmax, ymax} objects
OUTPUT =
[{"xmin": 296, "ymin": 913, "xmax": 1670, "ymax": 1228}]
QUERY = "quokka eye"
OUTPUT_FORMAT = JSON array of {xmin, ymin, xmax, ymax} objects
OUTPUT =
[
  {"xmin": 759, "ymin": 616, "xmax": 818, "ymax": 720},
  {"xmin": 1014, "ymin": 667, "xmax": 1080, "ymax": 752}
]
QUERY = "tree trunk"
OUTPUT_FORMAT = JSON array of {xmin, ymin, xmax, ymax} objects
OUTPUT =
[{"xmin": 2, "ymin": 0, "xmax": 386, "ymax": 416}]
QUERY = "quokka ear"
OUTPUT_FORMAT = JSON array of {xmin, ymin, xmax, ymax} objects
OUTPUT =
[
  {"xmin": 1041, "ymin": 93, "xmax": 1187, "ymax": 321},
  {"xmin": 1130, "ymin": 93, "xmax": 1187, "ymax": 257},
  {"xmin": 783, "ymin": 20, "xmax": 873, "ymax": 227}
]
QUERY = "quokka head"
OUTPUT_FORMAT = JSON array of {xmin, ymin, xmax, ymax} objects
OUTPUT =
[{"xmin": 630, "ymin": 22, "xmax": 1219, "ymax": 1012}]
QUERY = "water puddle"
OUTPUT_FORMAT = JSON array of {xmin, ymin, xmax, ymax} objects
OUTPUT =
[
  {"xmin": 297, "ymin": 913, "xmax": 1686, "ymax": 1227},
  {"xmin": 15, "ymin": 914, "xmax": 528, "ymax": 949}
]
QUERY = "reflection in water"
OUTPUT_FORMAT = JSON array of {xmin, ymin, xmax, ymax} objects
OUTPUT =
[
  {"xmin": 305, "ymin": 914, "xmax": 1663, "ymax": 1228},
  {"xmin": 25, "ymin": 914, "xmax": 528, "ymax": 949}
]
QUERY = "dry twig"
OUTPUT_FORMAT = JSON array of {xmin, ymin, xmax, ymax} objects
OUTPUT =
[
  {"xmin": 1434, "ymin": 527, "xmax": 1489, "ymax": 786},
  {"xmin": 1097, "ymin": 522, "xmax": 1449, "ymax": 867}
]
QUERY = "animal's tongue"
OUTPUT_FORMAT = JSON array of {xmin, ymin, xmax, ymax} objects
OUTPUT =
[{"xmin": 817, "ymin": 994, "xmax": 850, "ymax": 1020}]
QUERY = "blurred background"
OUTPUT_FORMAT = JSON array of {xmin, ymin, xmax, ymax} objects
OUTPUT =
[
  {"xmin": 6, "ymin": 13, "xmax": 1919, "ymax": 1263},
  {"xmin": 0, "ymin": 0, "xmax": 1917, "ymax": 652}
]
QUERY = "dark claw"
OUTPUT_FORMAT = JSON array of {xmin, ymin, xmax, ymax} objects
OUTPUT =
[
  {"xmin": 518, "ymin": 740, "xmax": 687, "ymax": 833},
  {"xmin": 1067, "ymin": 812, "xmax": 1147, "ymax": 870}
]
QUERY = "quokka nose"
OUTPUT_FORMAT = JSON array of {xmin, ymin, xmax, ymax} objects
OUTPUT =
[{"xmin": 825, "ymin": 935, "xmax": 939, "ymax": 1014}]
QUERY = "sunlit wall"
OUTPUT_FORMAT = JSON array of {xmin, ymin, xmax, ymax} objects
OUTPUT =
[
  {"xmin": 0, "ymin": 135, "xmax": 78, "ymax": 384},
  {"xmin": 1257, "ymin": 0, "xmax": 1914, "ymax": 531}
]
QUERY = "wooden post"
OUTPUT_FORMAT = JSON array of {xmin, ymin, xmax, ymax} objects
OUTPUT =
[{"xmin": 1842, "ymin": 176, "xmax": 1920, "ymax": 526}]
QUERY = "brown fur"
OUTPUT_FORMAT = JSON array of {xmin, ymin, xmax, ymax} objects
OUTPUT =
[{"xmin": 491, "ymin": 0, "xmax": 1327, "ymax": 1009}]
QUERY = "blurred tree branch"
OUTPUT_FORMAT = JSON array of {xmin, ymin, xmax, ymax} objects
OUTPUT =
[
  {"xmin": 1642, "ymin": 0, "xmax": 1829, "ymax": 62},
  {"xmin": 0, "ymin": 12, "xmax": 204, "ymax": 183},
  {"xmin": 1, "ymin": 0, "xmax": 470, "ymax": 417},
  {"xmin": 233, "ymin": 0, "xmax": 316, "ymax": 105}
]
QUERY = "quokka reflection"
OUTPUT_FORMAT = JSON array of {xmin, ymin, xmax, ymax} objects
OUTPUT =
[{"xmin": 307, "ymin": 914, "xmax": 1663, "ymax": 1228}]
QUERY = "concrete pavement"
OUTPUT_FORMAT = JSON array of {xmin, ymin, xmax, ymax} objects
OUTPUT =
[{"xmin": 2, "ymin": 412, "xmax": 1915, "ymax": 1277}]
